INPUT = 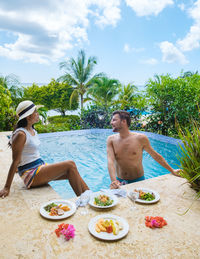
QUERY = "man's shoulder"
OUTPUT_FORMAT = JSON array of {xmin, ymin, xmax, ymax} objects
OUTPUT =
[
  {"xmin": 131, "ymin": 132, "xmax": 148, "ymax": 141},
  {"xmin": 107, "ymin": 134, "xmax": 118, "ymax": 141}
]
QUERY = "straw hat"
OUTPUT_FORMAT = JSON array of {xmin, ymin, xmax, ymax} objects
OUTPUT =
[{"xmin": 16, "ymin": 100, "xmax": 43, "ymax": 121}]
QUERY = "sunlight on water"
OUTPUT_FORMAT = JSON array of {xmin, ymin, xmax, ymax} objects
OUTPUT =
[{"xmin": 39, "ymin": 131, "xmax": 180, "ymax": 199}]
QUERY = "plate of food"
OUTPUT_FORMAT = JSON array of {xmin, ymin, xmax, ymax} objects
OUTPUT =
[
  {"xmin": 88, "ymin": 192, "xmax": 118, "ymax": 208},
  {"xmin": 130, "ymin": 188, "xmax": 160, "ymax": 204},
  {"xmin": 88, "ymin": 214, "xmax": 129, "ymax": 241},
  {"xmin": 40, "ymin": 200, "xmax": 76, "ymax": 220}
]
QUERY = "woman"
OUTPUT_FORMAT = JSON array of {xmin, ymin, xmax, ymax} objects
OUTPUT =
[{"xmin": 0, "ymin": 100, "xmax": 89, "ymax": 198}]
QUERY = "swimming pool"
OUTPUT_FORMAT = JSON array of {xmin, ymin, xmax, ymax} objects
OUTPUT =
[{"xmin": 39, "ymin": 129, "xmax": 181, "ymax": 199}]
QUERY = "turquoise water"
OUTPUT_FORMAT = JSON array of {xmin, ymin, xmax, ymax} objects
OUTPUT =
[{"xmin": 39, "ymin": 130, "xmax": 181, "ymax": 199}]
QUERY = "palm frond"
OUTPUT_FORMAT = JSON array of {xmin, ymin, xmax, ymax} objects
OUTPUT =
[
  {"xmin": 177, "ymin": 120, "xmax": 200, "ymax": 192},
  {"xmin": 69, "ymin": 89, "xmax": 79, "ymax": 108}
]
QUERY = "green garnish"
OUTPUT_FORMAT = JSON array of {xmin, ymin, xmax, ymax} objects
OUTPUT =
[
  {"xmin": 94, "ymin": 195, "xmax": 113, "ymax": 206},
  {"xmin": 44, "ymin": 202, "xmax": 58, "ymax": 212},
  {"xmin": 140, "ymin": 192, "xmax": 155, "ymax": 201}
]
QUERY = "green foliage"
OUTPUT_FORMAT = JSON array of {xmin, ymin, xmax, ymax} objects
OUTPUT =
[
  {"xmin": 0, "ymin": 74, "xmax": 20, "ymax": 89},
  {"xmin": 81, "ymin": 105, "xmax": 113, "ymax": 129},
  {"xmin": 86, "ymin": 76, "xmax": 120, "ymax": 109},
  {"xmin": 9, "ymin": 85, "xmax": 24, "ymax": 109},
  {"xmin": 116, "ymin": 83, "xmax": 138, "ymax": 110},
  {"xmin": 177, "ymin": 121, "xmax": 200, "ymax": 197},
  {"xmin": 59, "ymin": 49, "xmax": 104, "ymax": 109},
  {"xmin": 180, "ymin": 70, "xmax": 199, "ymax": 78},
  {"xmin": 23, "ymin": 79, "xmax": 78, "ymax": 115},
  {"xmin": 35, "ymin": 115, "xmax": 81, "ymax": 133},
  {"xmin": 48, "ymin": 115, "xmax": 80, "ymax": 125},
  {"xmin": 0, "ymin": 83, "xmax": 17, "ymax": 131},
  {"xmin": 145, "ymin": 74, "xmax": 200, "ymax": 136}
]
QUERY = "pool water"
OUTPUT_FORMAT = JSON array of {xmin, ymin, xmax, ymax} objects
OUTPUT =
[{"xmin": 39, "ymin": 129, "xmax": 181, "ymax": 199}]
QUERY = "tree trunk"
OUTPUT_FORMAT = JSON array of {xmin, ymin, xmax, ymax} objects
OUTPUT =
[
  {"xmin": 81, "ymin": 94, "xmax": 84, "ymax": 110},
  {"xmin": 61, "ymin": 110, "xmax": 65, "ymax": 116}
]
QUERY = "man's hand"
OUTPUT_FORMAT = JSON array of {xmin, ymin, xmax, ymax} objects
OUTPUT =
[
  {"xmin": 0, "ymin": 187, "xmax": 10, "ymax": 198},
  {"xmin": 110, "ymin": 180, "xmax": 121, "ymax": 189},
  {"xmin": 171, "ymin": 169, "xmax": 182, "ymax": 177}
]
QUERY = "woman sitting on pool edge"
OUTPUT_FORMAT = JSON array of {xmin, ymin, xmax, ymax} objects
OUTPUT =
[{"xmin": 0, "ymin": 100, "xmax": 89, "ymax": 198}]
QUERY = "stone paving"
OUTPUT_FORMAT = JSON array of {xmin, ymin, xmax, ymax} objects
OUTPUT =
[{"xmin": 0, "ymin": 131, "xmax": 200, "ymax": 259}]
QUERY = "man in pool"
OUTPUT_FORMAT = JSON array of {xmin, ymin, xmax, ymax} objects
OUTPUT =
[{"xmin": 107, "ymin": 110, "xmax": 181, "ymax": 189}]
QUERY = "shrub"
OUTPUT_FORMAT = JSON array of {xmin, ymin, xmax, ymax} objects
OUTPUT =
[
  {"xmin": 0, "ymin": 110, "xmax": 18, "ymax": 131},
  {"xmin": 35, "ymin": 122, "xmax": 81, "ymax": 133},
  {"xmin": 48, "ymin": 115, "xmax": 80, "ymax": 124},
  {"xmin": 178, "ymin": 121, "xmax": 200, "ymax": 196},
  {"xmin": 80, "ymin": 105, "xmax": 113, "ymax": 129},
  {"xmin": 35, "ymin": 115, "xmax": 81, "ymax": 133},
  {"xmin": 146, "ymin": 74, "xmax": 200, "ymax": 136}
]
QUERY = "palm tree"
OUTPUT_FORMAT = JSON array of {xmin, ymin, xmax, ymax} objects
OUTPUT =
[
  {"xmin": 116, "ymin": 83, "xmax": 138, "ymax": 110},
  {"xmin": 181, "ymin": 70, "xmax": 199, "ymax": 78},
  {"xmin": 58, "ymin": 50, "xmax": 103, "ymax": 109},
  {"xmin": 86, "ymin": 76, "xmax": 120, "ymax": 109},
  {"xmin": 0, "ymin": 74, "xmax": 19, "ymax": 89}
]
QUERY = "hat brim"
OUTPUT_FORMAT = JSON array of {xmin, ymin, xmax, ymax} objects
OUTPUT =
[{"xmin": 17, "ymin": 104, "xmax": 44, "ymax": 122}]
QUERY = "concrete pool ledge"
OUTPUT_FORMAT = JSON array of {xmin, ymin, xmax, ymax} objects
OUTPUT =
[{"xmin": 0, "ymin": 131, "xmax": 200, "ymax": 258}]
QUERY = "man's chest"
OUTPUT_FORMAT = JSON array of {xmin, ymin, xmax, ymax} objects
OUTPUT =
[{"xmin": 112, "ymin": 139, "xmax": 143, "ymax": 159}]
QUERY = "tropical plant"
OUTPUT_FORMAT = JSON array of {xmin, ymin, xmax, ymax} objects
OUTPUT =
[
  {"xmin": 37, "ymin": 107, "xmax": 48, "ymax": 124},
  {"xmin": 86, "ymin": 76, "xmax": 120, "ymax": 109},
  {"xmin": 177, "ymin": 121, "xmax": 200, "ymax": 198},
  {"xmin": 115, "ymin": 83, "xmax": 145, "ymax": 110},
  {"xmin": 9, "ymin": 85, "xmax": 24, "ymax": 109},
  {"xmin": 0, "ymin": 74, "xmax": 19, "ymax": 89},
  {"xmin": 58, "ymin": 50, "xmax": 103, "ymax": 110},
  {"xmin": 181, "ymin": 70, "xmax": 199, "ymax": 78},
  {"xmin": 81, "ymin": 105, "xmax": 113, "ymax": 129},
  {"xmin": 35, "ymin": 115, "xmax": 81, "ymax": 133},
  {"xmin": 0, "ymin": 84, "xmax": 16, "ymax": 131},
  {"xmin": 23, "ymin": 80, "xmax": 78, "ymax": 116},
  {"xmin": 146, "ymin": 73, "xmax": 200, "ymax": 136}
]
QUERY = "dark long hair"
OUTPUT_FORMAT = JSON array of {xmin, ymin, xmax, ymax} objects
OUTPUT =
[{"xmin": 8, "ymin": 118, "xmax": 34, "ymax": 147}]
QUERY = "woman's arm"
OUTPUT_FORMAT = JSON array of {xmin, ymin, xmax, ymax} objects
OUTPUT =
[{"xmin": 0, "ymin": 131, "xmax": 26, "ymax": 198}]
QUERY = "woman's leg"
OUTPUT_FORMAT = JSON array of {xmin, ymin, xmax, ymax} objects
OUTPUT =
[{"xmin": 31, "ymin": 160, "xmax": 89, "ymax": 196}]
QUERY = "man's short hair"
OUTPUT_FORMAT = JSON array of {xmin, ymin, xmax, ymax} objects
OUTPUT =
[{"xmin": 112, "ymin": 110, "xmax": 131, "ymax": 127}]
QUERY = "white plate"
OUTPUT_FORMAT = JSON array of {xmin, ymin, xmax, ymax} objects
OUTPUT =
[
  {"xmin": 40, "ymin": 199, "xmax": 76, "ymax": 220},
  {"xmin": 131, "ymin": 188, "xmax": 160, "ymax": 204},
  {"xmin": 88, "ymin": 214, "xmax": 129, "ymax": 241},
  {"xmin": 88, "ymin": 192, "xmax": 118, "ymax": 209}
]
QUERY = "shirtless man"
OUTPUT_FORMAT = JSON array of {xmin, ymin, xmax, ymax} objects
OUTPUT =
[{"xmin": 107, "ymin": 110, "xmax": 180, "ymax": 189}]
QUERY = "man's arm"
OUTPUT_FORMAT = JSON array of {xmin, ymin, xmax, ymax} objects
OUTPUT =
[
  {"xmin": 107, "ymin": 136, "xmax": 121, "ymax": 188},
  {"xmin": 142, "ymin": 135, "xmax": 181, "ymax": 177}
]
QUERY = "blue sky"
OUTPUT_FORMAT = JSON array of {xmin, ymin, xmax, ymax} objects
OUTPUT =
[{"xmin": 0, "ymin": 0, "xmax": 200, "ymax": 87}]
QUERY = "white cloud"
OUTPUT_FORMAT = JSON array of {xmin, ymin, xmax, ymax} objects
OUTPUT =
[
  {"xmin": 123, "ymin": 43, "xmax": 145, "ymax": 53},
  {"xmin": 123, "ymin": 43, "xmax": 131, "ymax": 53},
  {"xmin": 160, "ymin": 41, "xmax": 188, "ymax": 64},
  {"xmin": 140, "ymin": 58, "xmax": 158, "ymax": 65},
  {"xmin": 159, "ymin": 0, "xmax": 200, "ymax": 64},
  {"xmin": 178, "ymin": 3, "xmax": 185, "ymax": 11},
  {"xmin": 91, "ymin": 0, "xmax": 121, "ymax": 27},
  {"xmin": 0, "ymin": 0, "xmax": 121, "ymax": 63},
  {"xmin": 125, "ymin": 0, "xmax": 174, "ymax": 16},
  {"xmin": 177, "ymin": 0, "xmax": 200, "ymax": 51}
]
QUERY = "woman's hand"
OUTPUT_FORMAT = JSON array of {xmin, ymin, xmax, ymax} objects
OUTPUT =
[{"xmin": 0, "ymin": 187, "xmax": 10, "ymax": 198}]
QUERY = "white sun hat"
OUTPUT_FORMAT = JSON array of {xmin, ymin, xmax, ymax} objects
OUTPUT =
[{"xmin": 16, "ymin": 100, "xmax": 43, "ymax": 122}]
